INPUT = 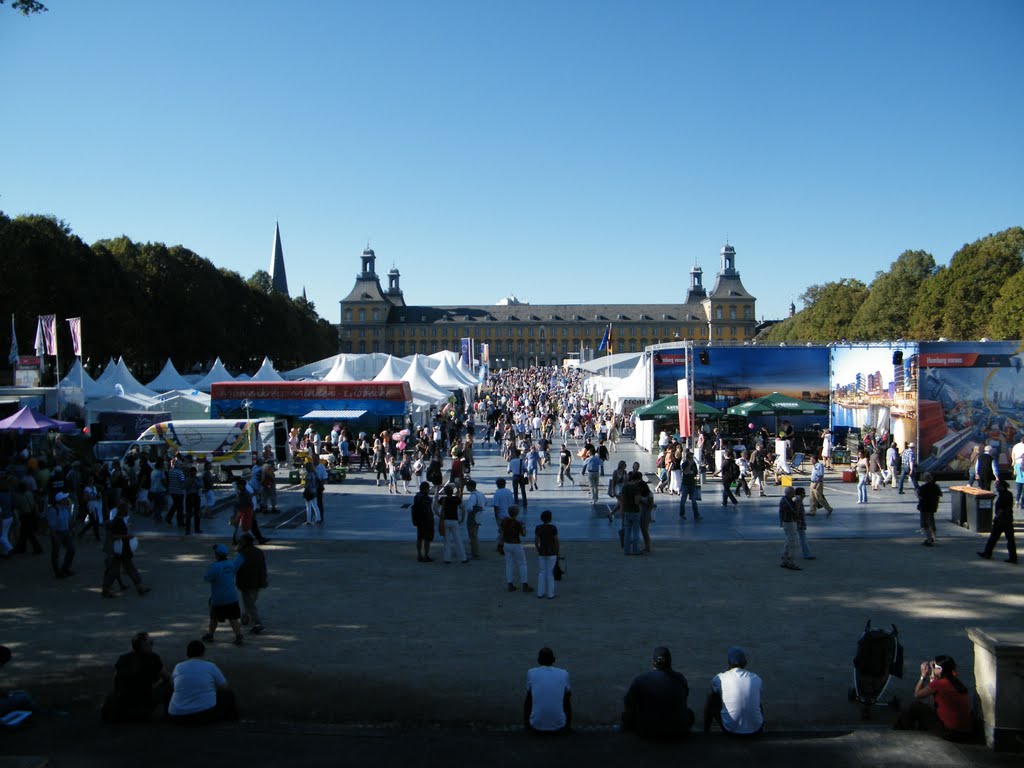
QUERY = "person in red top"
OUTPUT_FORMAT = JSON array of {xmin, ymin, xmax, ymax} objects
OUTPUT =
[{"xmin": 895, "ymin": 654, "xmax": 974, "ymax": 739}]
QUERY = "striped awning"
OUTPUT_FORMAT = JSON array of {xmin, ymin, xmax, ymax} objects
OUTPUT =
[{"xmin": 301, "ymin": 409, "xmax": 367, "ymax": 420}]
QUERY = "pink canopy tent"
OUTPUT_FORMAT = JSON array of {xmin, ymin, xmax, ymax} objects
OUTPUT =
[{"xmin": 0, "ymin": 406, "xmax": 77, "ymax": 434}]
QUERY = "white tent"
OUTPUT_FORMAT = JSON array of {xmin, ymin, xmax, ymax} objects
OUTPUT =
[
  {"xmin": 372, "ymin": 355, "xmax": 411, "ymax": 382},
  {"xmin": 430, "ymin": 355, "xmax": 475, "ymax": 399},
  {"xmin": 59, "ymin": 358, "xmax": 109, "ymax": 400},
  {"xmin": 323, "ymin": 356, "xmax": 363, "ymax": 382},
  {"xmin": 153, "ymin": 390, "xmax": 211, "ymax": 420},
  {"xmin": 578, "ymin": 351, "xmax": 643, "ymax": 375},
  {"xmin": 108, "ymin": 358, "xmax": 160, "ymax": 399},
  {"xmin": 94, "ymin": 357, "xmax": 118, "ymax": 386},
  {"xmin": 402, "ymin": 355, "xmax": 454, "ymax": 403},
  {"xmin": 249, "ymin": 357, "xmax": 284, "ymax": 382},
  {"xmin": 194, "ymin": 357, "xmax": 236, "ymax": 392},
  {"xmin": 85, "ymin": 392, "xmax": 162, "ymax": 425},
  {"xmin": 146, "ymin": 359, "xmax": 194, "ymax": 392},
  {"xmin": 606, "ymin": 357, "xmax": 651, "ymax": 413},
  {"xmin": 281, "ymin": 354, "xmax": 342, "ymax": 381},
  {"xmin": 234, "ymin": 373, "xmax": 251, "ymax": 381},
  {"xmin": 454, "ymin": 358, "xmax": 480, "ymax": 388}
]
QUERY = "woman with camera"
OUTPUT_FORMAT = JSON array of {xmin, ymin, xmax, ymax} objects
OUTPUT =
[{"xmin": 894, "ymin": 655, "xmax": 974, "ymax": 740}]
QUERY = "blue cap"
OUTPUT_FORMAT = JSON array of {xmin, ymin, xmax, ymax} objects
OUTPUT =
[{"xmin": 213, "ymin": 544, "xmax": 229, "ymax": 557}]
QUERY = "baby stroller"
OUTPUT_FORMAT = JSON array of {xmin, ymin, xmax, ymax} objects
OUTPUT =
[{"xmin": 848, "ymin": 619, "xmax": 904, "ymax": 718}]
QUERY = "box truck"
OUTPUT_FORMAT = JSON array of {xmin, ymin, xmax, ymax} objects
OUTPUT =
[{"xmin": 128, "ymin": 418, "xmax": 290, "ymax": 481}]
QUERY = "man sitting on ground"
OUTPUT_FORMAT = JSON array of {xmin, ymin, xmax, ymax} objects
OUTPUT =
[
  {"xmin": 167, "ymin": 640, "xmax": 238, "ymax": 725},
  {"xmin": 703, "ymin": 646, "xmax": 764, "ymax": 736},
  {"xmin": 622, "ymin": 646, "xmax": 695, "ymax": 740},
  {"xmin": 524, "ymin": 646, "xmax": 571, "ymax": 734},
  {"xmin": 101, "ymin": 632, "xmax": 172, "ymax": 722}
]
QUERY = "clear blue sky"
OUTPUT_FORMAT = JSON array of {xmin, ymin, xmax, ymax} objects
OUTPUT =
[{"xmin": 2, "ymin": 1, "xmax": 1021, "ymax": 325}]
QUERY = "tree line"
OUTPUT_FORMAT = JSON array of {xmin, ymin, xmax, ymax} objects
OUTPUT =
[
  {"xmin": 0, "ymin": 212, "xmax": 339, "ymax": 382},
  {"xmin": 763, "ymin": 227, "xmax": 1024, "ymax": 342}
]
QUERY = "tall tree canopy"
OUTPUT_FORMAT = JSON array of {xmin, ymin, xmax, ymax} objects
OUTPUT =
[
  {"xmin": 765, "ymin": 227, "xmax": 1023, "ymax": 342},
  {"xmin": 0, "ymin": 212, "xmax": 338, "ymax": 380}
]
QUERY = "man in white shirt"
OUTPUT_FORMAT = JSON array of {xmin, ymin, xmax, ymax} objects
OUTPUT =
[
  {"xmin": 167, "ymin": 640, "xmax": 237, "ymax": 725},
  {"xmin": 492, "ymin": 478, "xmax": 514, "ymax": 553},
  {"xmin": 703, "ymin": 646, "xmax": 764, "ymax": 736},
  {"xmin": 463, "ymin": 479, "xmax": 487, "ymax": 560},
  {"xmin": 524, "ymin": 647, "xmax": 571, "ymax": 733}
]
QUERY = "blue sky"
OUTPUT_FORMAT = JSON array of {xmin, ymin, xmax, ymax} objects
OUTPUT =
[{"xmin": 2, "ymin": 1, "xmax": 1021, "ymax": 326}]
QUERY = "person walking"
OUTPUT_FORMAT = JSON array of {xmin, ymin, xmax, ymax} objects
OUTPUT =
[
  {"xmin": 778, "ymin": 487, "xmax": 801, "ymax": 570},
  {"xmin": 679, "ymin": 450, "xmax": 702, "ymax": 520},
  {"xmin": 917, "ymin": 472, "xmax": 942, "ymax": 547},
  {"xmin": 235, "ymin": 532, "xmax": 268, "ymax": 634},
  {"xmin": 808, "ymin": 455, "xmax": 833, "ymax": 516},
  {"xmin": 501, "ymin": 506, "xmax": 532, "ymax": 592},
  {"xmin": 102, "ymin": 500, "xmax": 151, "ymax": 598},
  {"xmin": 165, "ymin": 458, "xmax": 186, "ymax": 527},
  {"xmin": 750, "ymin": 445, "xmax": 769, "ymax": 497},
  {"xmin": 977, "ymin": 479, "xmax": 1018, "ymax": 564},
  {"xmin": 47, "ymin": 491, "xmax": 76, "ymax": 578},
  {"xmin": 202, "ymin": 544, "xmax": 245, "ymax": 646},
  {"xmin": 184, "ymin": 466, "xmax": 202, "ymax": 535},
  {"xmin": 557, "ymin": 444, "xmax": 574, "ymax": 486},
  {"xmin": 302, "ymin": 462, "xmax": 321, "ymax": 525},
  {"xmin": 720, "ymin": 451, "xmax": 740, "ymax": 508},
  {"xmin": 434, "ymin": 484, "xmax": 469, "ymax": 565},
  {"xmin": 534, "ymin": 510, "xmax": 560, "ymax": 599},
  {"xmin": 855, "ymin": 448, "xmax": 869, "ymax": 504},
  {"xmin": 897, "ymin": 443, "xmax": 919, "ymax": 495},
  {"xmin": 463, "ymin": 479, "xmax": 487, "ymax": 560},
  {"xmin": 793, "ymin": 487, "xmax": 815, "ymax": 561}
]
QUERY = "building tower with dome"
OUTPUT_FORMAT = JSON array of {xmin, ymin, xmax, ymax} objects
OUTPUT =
[{"xmin": 338, "ymin": 243, "xmax": 757, "ymax": 367}]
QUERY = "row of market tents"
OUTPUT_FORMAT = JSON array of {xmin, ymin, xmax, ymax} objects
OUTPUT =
[{"xmin": 57, "ymin": 351, "xmax": 482, "ymax": 423}]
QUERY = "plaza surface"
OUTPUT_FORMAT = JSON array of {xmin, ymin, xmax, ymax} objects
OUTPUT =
[{"xmin": 1, "ymin": 439, "xmax": 1021, "ymax": 767}]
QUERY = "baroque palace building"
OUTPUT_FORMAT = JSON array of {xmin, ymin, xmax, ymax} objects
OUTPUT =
[{"xmin": 338, "ymin": 244, "xmax": 756, "ymax": 368}]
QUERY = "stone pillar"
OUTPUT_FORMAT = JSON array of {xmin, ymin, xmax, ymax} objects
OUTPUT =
[{"xmin": 966, "ymin": 627, "xmax": 1024, "ymax": 751}]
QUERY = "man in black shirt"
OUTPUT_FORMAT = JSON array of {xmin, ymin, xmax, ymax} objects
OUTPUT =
[
  {"xmin": 101, "ymin": 632, "xmax": 171, "ymax": 722},
  {"xmin": 622, "ymin": 646, "xmax": 695, "ymax": 740}
]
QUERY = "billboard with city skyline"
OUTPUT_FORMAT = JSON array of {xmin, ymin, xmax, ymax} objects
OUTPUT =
[{"xmin": 830, "ymin": 344, "xmax": 919, "ymax": 450}]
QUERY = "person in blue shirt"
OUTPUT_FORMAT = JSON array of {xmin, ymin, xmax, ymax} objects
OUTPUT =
[{"xmin": 201, "ymin": 544, "xmax": 244, "ymax": 646}]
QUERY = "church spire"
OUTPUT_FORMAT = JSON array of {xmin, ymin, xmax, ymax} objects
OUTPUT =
[{"xmin": 270, "ymin": 222, "xmax": 289, "ymax": 295}]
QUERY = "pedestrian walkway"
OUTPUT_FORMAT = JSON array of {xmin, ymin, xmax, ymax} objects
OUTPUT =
[{"xmin": 136, "ymin": 438, "xmax": 962, "ymax": 546}]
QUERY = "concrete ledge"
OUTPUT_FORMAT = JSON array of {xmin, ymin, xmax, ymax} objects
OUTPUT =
[{"xmin": 966, "ymin": 627, "xmax": 1024, "ymax": 752}]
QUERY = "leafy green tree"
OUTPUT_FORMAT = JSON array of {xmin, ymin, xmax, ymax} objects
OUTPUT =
[
  {"xmin": 764, "ymin": 279, "xmax": 868, "ymax": 342},
  {"xmin": 848, "ymin": 250, "xmax": 935, "ymax": 340},
  {"xmin": 247, "ymin": 270, "xmax": 273, "ymax": 295},
  {"xmin": 2, "ymin": 0, "xmax": 47, "ymax": 14},
  {"xmin": 989, "ymin": 270, "xmax": 1024, "ymax": 340}
]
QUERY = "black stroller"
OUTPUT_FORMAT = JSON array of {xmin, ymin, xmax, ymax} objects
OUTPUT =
[{"xmin": 848, "ymin": 620, "xmax": 904, "ymax": 718}]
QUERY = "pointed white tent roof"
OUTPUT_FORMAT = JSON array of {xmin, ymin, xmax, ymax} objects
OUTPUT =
[
  {"xmin": 94, "ymin": 357, "xmax": 118, "ymax": 386},
  {"xmin": 430, "ymin": 355, "xmax": 475, "ymax": 396},
  {"xmin": 372, "ymin": 355, "xmax": 411, "ymax": 382},
  {"xmin": 402, "ymin": 355, "xmax": 452, "ymax": 404},
  {"xmin": 234, "ymin": 373, "xmax": 251, "ymax": 381},
  {"xmin": 107, "ymin": 358, "xmax": 159, "ymax": 398},
  {"xmin": 282, "ymin": 354, "xmax": 342, "ymax": 381},
  {"xmin": 607, "ymin": 356, "xmax": 651, "ymax": 411},
  {"xmin": 322, "ymin": 356, "xmax": 362, "ymax": 382},
  {"xmin": 454, "ymin": 358, "xmax": 480, "ymax": 387},
  {"xmin": 249, "ymin": 356, "xmax": 284, "ymax": 382},
  {"xmin": 194, "ymin": 358, "xmax": 236, "ymax": 392},
  {"xmin": 59, "ymin": 358, "xmax": 110, "ymax": 400},
  {"xmin": 146, "ymin": 359, "xmax": 194, "ymax": 392}
]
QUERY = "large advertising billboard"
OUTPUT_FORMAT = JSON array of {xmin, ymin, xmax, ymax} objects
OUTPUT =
[
  {"xmin": 652, "ymin": 346, "xmax": 830, "ymax": 431},
  {"xmin": 830, "ymin": 344, "xmax": 918, "ymax": 450},
  {"xmin": 917, "ymin": 341, "xmax": 1024, "ymax": 476}
]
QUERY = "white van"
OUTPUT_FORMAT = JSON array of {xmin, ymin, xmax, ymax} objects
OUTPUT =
[{"xmin": 127, "ymin": 418, "xmax": 290, "ymax": 481}]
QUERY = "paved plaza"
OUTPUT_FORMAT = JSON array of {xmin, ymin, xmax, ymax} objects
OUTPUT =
[{"xmin": 1, "ymin": 438, "xmax": 1021, "ymax": 766}]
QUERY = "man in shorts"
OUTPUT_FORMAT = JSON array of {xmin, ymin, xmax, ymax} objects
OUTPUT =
[{"xmin": 202, "ymin": 544, "xmax": 245, "ymax": 646}]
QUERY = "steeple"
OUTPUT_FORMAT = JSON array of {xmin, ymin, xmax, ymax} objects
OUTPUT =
[
  {"xmin": 386, "ymin": 266, "xmax": 406, "ymax": 307},
  {"xmin": 719, "ymin": 243, "xmax": 737, "ymax": 276},
  {"xmin": 360, "ymin": 246, "xmax": 377, "ymax": 278},
  {"xmin": 269, "ymin": 222, "xmax": 289, "ymax": 295},
  {"xmin": 685, "ymin": 264, "xmax": 706, "ymax": 304}
]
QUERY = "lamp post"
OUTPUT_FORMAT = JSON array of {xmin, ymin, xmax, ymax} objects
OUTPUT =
[{"xmin": 242, "ymin": 399, "xmax": 253, "ymax": 421}]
